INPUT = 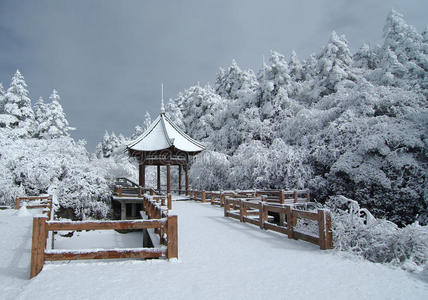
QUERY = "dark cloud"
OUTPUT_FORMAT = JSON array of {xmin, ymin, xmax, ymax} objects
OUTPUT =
[{"xmin": 0, "ymin": 0, "xmax": 427, "ymax": 150}]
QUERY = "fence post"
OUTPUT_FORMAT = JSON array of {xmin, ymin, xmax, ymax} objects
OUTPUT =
[
  {"xmin": 258, "ymin": 202, "xmax": 264, "ymax": 229},
  {"xmin": 224, "ymin": 198, "xmax": 230, "ymax": 217},
  {"xmin": 279, "ymin": 190, "xmax": 285, "ymax": 204},
  {"xmin": 30, "ymin": 216, "xmax": 48, "ymax": 278},
  {"xmin": 202, "ymin": 190, "xmax": 206, "ymax": 202},
  {"xmin": 16, "ymin": 197, "xmax": 21, "ymax": 209},
  {"xmin": 318, "ymin": 209, "xmax": 326, "ymax": 250},
  {"xmin": 293, "ymin": 191, "xmax": 298, "ymax": 203},
  {"xmin": 325, "ymin": 210, "xmax": 333, "ymax": 249},
  {"xmin": 286, "ymin": 206, "xmax": 294, "ymax": 239},
  {"xmin": 167, "ymin": 215, "xmax": 178, "ymax": 259},
  {"xmin": 167, "ymin": 193, "xmax": 172, "ymax": 210},
  {"xmin": 239, "ymin": 200, "xmax": 244, "ymax": 222}
]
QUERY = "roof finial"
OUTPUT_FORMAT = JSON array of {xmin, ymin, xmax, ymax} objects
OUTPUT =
[{"xmin": 161, "ymin": 83, "xmax": 165, "ymax": 114}]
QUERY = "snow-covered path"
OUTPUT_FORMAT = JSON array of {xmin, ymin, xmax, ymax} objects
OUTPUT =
[{"xmin": 2, "ymin": 202, "xmax": 427, "ymax": 299}]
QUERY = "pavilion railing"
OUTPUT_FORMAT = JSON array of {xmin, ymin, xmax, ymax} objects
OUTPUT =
[{"xmin": 30, "ymin": 190, "xmax": 178, "ymax": 279}]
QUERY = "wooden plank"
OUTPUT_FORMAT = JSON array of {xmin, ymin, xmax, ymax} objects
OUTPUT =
[
  {"xmin": 242, "ymin": 216, "xmax": 259, "ymax": 226},
  {"xmin": 318, "ymin": 209, "xmax": 326, "ymax": 250},
  {"xmin": 259, "ymin": 202, "xmax": 264, "ymax": 229},
  {"xmin": 18, "ymin": 196, "xmax": 52, "ymax": 200},
  {"xmin": 30, "ymin": 216, "xmax": 47, "ymax": 278},
  {"xmin": 167, "ymin": 215, "xmax": 178, "ymax": 259},
  {"xmin": 292, "ymin": 210, "xmax": 318, "ymax": 221},
  {"xmin": 45, "ymin": 248, "xmax": 164, "ymax": 261},
  {"xmin": 46, "ymin": 219, "xmax": 166, "ymax": 231},
  {"xmin": 263, "ymin": 222, "xmax": 288, "ymax": 235},
  {"xmin": 293, "ymin": 231, "xmax": 319, "ymax": 246},
  {"xmin": 263, "ymin": 205, "xmax": 284, "ymax": 214},
  {"xmin": 227, "ymin": 212, "xmax": 241, "ymax": 220}
]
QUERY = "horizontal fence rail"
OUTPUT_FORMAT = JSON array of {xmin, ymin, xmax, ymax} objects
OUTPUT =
[
  {"xmin": 16, "ymin": 195, "xmax": 53, "ymax": 219},
  {"xmin": 188, "ymin": 189, "xmax": 310, "ymax": 206},
  {"xmin": 223, "ymin": 198, "xmax": 332, "ymax": 250},
  {"xmin": 30, "ymin": 191, "xmax": 177, "ymax": 279},
  {"xmin": 188, "ymin": 189, "xmax": 332, "ymax": 250},
  {"xmin": 30, "ymin": 215, "xmax": 178, "ymax": 278}
]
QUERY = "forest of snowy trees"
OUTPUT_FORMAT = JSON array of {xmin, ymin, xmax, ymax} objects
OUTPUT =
[
  {"xmin": 0, "ymin": 70, "xmax": 136, "ymax": 219},
  {"xmin": 0, "ymin": 11, "xmax": 426, "ymax": 230},
  {"xmin": 165, "ymin": 10, "xmax": 427, "ymax": 226}
]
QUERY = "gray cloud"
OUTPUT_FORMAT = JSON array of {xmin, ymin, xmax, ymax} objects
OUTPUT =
[{"xmin": 0, "ymin": 0, "xmax": 427, "ymax": 150}]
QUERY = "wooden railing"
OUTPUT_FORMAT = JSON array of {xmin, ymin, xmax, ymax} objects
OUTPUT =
[
  {"xmin": 224, "ymin": 197, "xmax": 332, "ymax": 250},
  {"xmin": 30, "ymin": 215, "xmax": 178, "ymax": 278},
  {"xmin": 114, "ymin": 186, "xmax": 158, "ymax": 197},
  {"xmin": 188, "ymin": 189, "xmax": 310, "ymax": 206},
  {"xmin": 16, "ymin": 195, "xmax": 53, "ymax": 219},
  {"xmin": 30, "ymin": 193, "xmax": 178, "ymax": 278}
]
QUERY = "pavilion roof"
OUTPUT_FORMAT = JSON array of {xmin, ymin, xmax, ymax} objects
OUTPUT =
[{"xmin": 127, "ymin": 112, "xmax": 205, "ymax": 153}]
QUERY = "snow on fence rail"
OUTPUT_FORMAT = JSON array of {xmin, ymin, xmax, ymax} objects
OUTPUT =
[
  {"xmin": 188, "ymin": 189, "xmax": 332, "ymax": 250},
  {"xmin": 30, "ymin": 194, "xmax": 178, "ymax": 278},
  {"xmin": 189, "ymin": 189, "xmax": 310, "ymax": 206},
  {"xmin": 224, "ymin": 198, "xmax": 332, "ymax": 250},
  {"xmin": 16, "ymin": 195, "xmax": 53, "ymax": 219}
]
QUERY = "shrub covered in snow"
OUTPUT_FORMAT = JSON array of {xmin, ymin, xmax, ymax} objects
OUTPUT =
[{"xmin": 326, "ymin": 196, "xmax": 428, "ymax": 272}]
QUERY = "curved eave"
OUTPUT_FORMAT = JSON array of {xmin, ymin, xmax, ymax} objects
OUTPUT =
[{"xmin": 127, "ymin": 112, "xmax": 205, "ymax": 153}]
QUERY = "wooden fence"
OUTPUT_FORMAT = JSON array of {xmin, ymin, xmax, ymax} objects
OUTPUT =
[
  {"xmin": 188, "ymin": 189, "xmax": 310, "ymax": 206},
  {"xmin": 224, "ymin": 197, "xmax": 332, "ymax": 250},
  {"xmin": 188, "ymin": 189, "xmax": 332, "ymax": 250},
  {"xmin": 30, "ymin": 193, "xmax": 178, "ymax": 278},
  {"xmin": 16, "ymin": 195, "xmax": 53, "ymax": 219}
]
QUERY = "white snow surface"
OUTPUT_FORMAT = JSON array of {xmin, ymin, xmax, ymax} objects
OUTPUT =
[{"xmin": 1, "ymin": 202, "xmax": 427, "ymax": 300}]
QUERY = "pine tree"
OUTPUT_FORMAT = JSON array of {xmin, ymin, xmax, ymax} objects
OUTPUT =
[
  {"xmin": 289, "ymin": 51, "xmax": 303, "ymax": 82},
  {"xmin": 215, "ymin": 60, "xmax": 258, "ymax": 100},
  {"xmin": 353, "ymin": 43, "xmax": 379, "ymax": 70},
  {"xmin": 34, "ymin": 97, "xmax": 48, "ymax": 138},
  {"xmin": 37, "ymin": 89, "xmax": 71, "ymax": 139},
  {"xmin": 380, "ymin": 10, "xmax": 427, "ymax": 92},
  {"xmin": 96, "ymin": 131, "xmax": 123, "ymax": 158},
  {"xmin": 2, "ymin": 70, "xmax": 35, "ymax": 135},
  {"xmin": 316, "ymin": 31, "xmax": 355, "ymax": 96}
]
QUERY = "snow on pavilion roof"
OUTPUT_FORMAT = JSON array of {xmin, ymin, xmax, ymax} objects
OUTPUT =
[{"xmin": 127, "ymin": 112, "xmax": 205, "ymax": 153}]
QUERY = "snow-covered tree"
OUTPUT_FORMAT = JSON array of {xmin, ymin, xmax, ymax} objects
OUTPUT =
[
  {"xmin": 95, "ymin": 131, "xmax": 125, "ymax": 158},
  {"xmin": 215, "ymin": 60, "xmax": 258, "ymax": 101},
  {"xmin": 2, "ymin": 70, "xmax": 35, "ymax": 135},
  {"xmin": 37, "ymin": 89, "xmax": 71, "ymax": 139},
  {"xmin": 315, "ymin": 31, "xmax": 356, "ymax": 97},
  {"xmin": 378, "ymin": 10, "xmax": 427, "ymax": 93}
]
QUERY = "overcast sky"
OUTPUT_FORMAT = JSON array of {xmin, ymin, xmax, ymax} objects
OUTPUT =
[{"xmin": 0, "ymin": 0, "xmax": 427, "ymax": 151}]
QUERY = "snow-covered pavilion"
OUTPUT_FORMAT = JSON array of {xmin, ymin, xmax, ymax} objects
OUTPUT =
[{"xmin": 127, "ymin": 105, "xmax": 205, "ymax": 195}]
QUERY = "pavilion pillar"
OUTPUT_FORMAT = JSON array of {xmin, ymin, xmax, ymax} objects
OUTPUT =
[
  {"xmin": 178, "ymin": 165, "xmax": 182, "ymax": 195},
  {"xmin": 157, "ymin": 165, "xmax": 161, "ymax": 192},
  {"xmin": 139, "ymin": 163, "xmax": 145, "ymax": 188},
  {"xmin": 185, "ymin": 165, "xmax": 189, "ymax": 195},
  {"xmin": 167, "ymin": 164, "xmax": 171, "ymax": 194}
]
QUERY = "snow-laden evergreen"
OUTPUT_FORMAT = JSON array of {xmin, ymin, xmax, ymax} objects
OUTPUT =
[
  {"xmin": 166, "ymin": 11, "xmax": 428, "ymax": 226},
  {"xmin": 2, "ymin": 70, "xmax": 35, "ymax": 137},
  {"xmin": 35, "ymin": 90, "xmax": 73, "ymax": 139},
  {"xmin": 0, "ymin": 71, "xmax": 134, "ymax": 219}
]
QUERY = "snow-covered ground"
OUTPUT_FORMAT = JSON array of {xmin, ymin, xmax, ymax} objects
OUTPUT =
[{"xmin": 1, "ymin": 202, "xmax": 427, "ymax": 300}]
